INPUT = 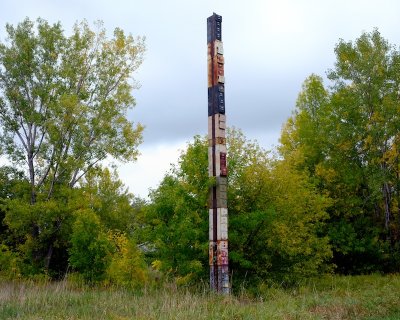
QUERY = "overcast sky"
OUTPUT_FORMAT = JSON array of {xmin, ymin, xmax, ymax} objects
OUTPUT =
[{"xmin": 2, "ymin": 0, "xmax": 400, "ymax": 198}]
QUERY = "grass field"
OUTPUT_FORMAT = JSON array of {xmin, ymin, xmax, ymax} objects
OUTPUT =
[{"xmin": 1, "ymin": 274, "xmax": 400, "ymax": 319}]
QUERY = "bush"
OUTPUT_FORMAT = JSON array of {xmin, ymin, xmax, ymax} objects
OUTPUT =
[
  {"xmin": 106, "ymin": 231, "xmax": 149, "ymax": 288},
  {"xmin": 0, "ymin": 243, "xmax": 22, "ymax": 279},
  {"xmin": 69, "ymin": 209, "xmax": 112, "ymax": 282}
]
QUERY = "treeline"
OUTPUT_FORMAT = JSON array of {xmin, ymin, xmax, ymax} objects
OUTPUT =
[{"xmin": 1, "ymin": 19, "xmax": 400, "ymax": 289}]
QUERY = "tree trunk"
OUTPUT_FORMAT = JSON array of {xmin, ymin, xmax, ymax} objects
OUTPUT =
[
  {"xmin": 44, "ymin": 243, "xmax": 54, "ymax": 271},
  {"xmin": 382, "ymin": 182, "xmax": 392, "ymax": 242},
  {"xmin": 28, "ymin": 153, "xmax": 36, "ymax": 205},
  {"xmin": 28, "ymin": 151, "xmax": 44, "ymax": 265}
]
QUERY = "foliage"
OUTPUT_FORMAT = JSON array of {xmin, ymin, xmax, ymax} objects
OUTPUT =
[
  {"xmin": 82, "ymin": 167, "xmax": 136, "ymax": 232},
  {"xmin": 68, "ymin": 208, "xmax": 149, "ymax": 286},
  {"xmin": 140, "ymin": 136, "xmax": 209, "ymax": 285},
  {"xmin": 0, "ymin": 161, "xmax": 148, "ymax": 282},
  {"xmin": 280, "ymin": 29, "xmax": 400, "ymax": 273},
  {"xmin": 69, "ymin": 209, "xmax": 112, "ymax": 282},
  {"xmin": 106, "ymin": 231, "xmax": 149, "ymax": 288},
  {"xmin": 227, "ymin": 129, "xmax": 332, "ymax": 286},
  {"xmin": 2, "ymin": 19, "xmax": 399, "ymax": 290},
  {"xmin": 0, "ymin": 18, "xmax": 145, "ymax": 198},
  {"xmin": 0, "ymin": 166, "xmax": 27, "ymax": 242},
  {"xmin": 0, "ymin": 17, "xmax": 145, "ymax": 275},
  {"xmin": 141, "ymin": 129, "xmax": 332, "ymax": 286},
  {"xmin": 0, "ymin": 244, "xmax": 21, "ymax": 279},
  {"xmin": 2, "ymin": 186, "xmax": 83, "ymax": 276}
]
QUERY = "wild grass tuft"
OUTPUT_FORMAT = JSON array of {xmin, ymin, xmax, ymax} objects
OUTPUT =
[{"xmin": 0, "ymin": 274, "xmax": 399, "ymax": 319}]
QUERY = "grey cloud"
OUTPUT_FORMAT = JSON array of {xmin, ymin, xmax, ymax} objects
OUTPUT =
[{"xmin": 2, "ymin": 0, "xmax": 400, "ymax": 152}]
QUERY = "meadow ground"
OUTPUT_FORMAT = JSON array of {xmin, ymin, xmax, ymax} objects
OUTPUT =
[{"xmin": 0, "ymin": 274, "xmax": 400, "ymax": 319}]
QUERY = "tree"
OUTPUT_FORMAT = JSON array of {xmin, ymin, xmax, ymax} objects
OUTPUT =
[
  {"xmin": 106, "ymin": 231, "xmax": 149, "ymax": 288},
  {"xmin": 0, "ymin": 166, "xmax": 26, "ymax": 278},
  {"xmin": 141, "ymin": 136, "xmax": 209, "ymax": 284},
  {"xmin": 2, "ymin": 165, "xmax": 144, "ymax": 277},
  {"xmin": 0, "ymin": 166, "xmax": 27, "ymax": 238},
  {"xmin": 142, "ymin": 129, "xmax": 332, "ymax": 286},
  {"xmin": 69, "ymin": 208, "xmax": 112, "ymax": 282},
  {"xmin": 82, "ymin": 167, "xmax": 136, "ymax": 232},
  {"xmin": 0, "ymin": 18, "xmax": 144, "ymax": 202},
  {"xmin": 0, "ymin": 18, "xmax": 145, "ymax": 271},
  {"xmin": 226, "ymin": 129, "xmax": 331, "ymax": 286},
  {"xmin": 280, "ymin": 29, "xmax": 400, "ymax": 273}
]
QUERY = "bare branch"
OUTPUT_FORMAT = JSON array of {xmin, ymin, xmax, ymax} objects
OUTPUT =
[
  {"xmin": 69, "ymin": 157, "xmax": 103, "ymax": 187},
  {"xmin": 36, "ymin": 147, "xmax": 56, "ymax": 188},
  {"xmin": 33, "ymin": 129, "xmax": 46, "ymax": 158},
  {"xmin": 15, "ymin": 129, "xmax": 29, "ymax": 153}
]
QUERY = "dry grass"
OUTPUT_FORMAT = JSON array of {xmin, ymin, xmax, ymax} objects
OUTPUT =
[{"xmin": 0, "ymin": 274, "xmax": 400, "ymax": 319}]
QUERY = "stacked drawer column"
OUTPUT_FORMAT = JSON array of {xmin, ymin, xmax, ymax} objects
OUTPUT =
[{"xmin": 207, "ymin": 13, "xmax": 229, "ymax": 294}]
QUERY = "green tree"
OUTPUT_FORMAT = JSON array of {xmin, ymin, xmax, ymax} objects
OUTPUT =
[
  {"xmin": 0, "ymin": 18, "xmax": 145, "ymax": 272},
  {"xmin": 0, "ymin": 166, "xmax": 27, "ymax": 239},
  {"xmin": 0, "ymin": 18, "xmax": 145, "ymax": 202},
  {"xmin": 69, "ymin": 209, "xmax": 112, "ymax": 282},
  {"xmin": 4, "ymin": 186, "xmax": 85, "ymax": 276},
  {"xmin": 141, "ymin": 136, "xmax": 209, "ymax": 284},
  {"xmin": 227, "ymin": 129, "xmax": 331, "ymax": 285},
  {"xmin": 142, "ymin": 129, "xmax": 332, "ymax": 286},
  {"xmin": 2, "ymin": 166, "xmax": 143, "ymax": 278},
  {"xmin": 106, "ymin": 231, "xmax": 149, "ymax": 288},
  {"xmin": 0, "ymin": 166, "xmax": 26, "ymax": 278},
  {"xmin": 82, "ymin": 167, "xmax": 136, "ymax": 232},
  {"xmin": 280, "ymin": 29, "xmax": 400, "ymax": 273}
]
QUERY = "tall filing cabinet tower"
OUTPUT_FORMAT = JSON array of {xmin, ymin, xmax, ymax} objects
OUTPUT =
[{"xmin": 207, "ymin": 13, "xmax": 230, "ymax": 294}]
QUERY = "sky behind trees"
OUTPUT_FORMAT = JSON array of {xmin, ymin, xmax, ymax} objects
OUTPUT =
[{"xmin": 1, "ymin": 0, "xmax": 400, "ymax": 198}]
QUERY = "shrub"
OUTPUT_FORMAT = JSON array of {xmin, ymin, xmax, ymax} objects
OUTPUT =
[
  {"xmin": 106, "ymin": 231, "xmax": 148, "ymax": 288},
  {"xmin": 69, "ymin": 209, "xmax": 112, "ymax": 282}
]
